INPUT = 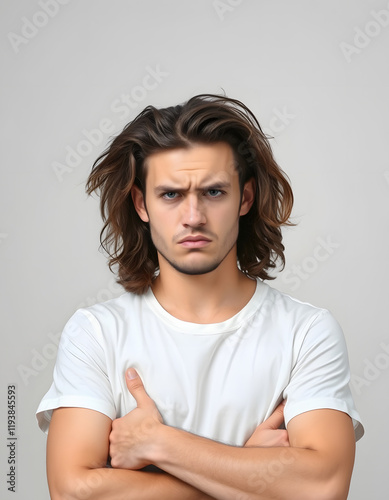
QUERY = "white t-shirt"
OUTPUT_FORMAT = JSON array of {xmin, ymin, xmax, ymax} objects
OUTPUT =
[{"xmin": 36, "ymin": 280, "xmax": 364, "ymax": 445}]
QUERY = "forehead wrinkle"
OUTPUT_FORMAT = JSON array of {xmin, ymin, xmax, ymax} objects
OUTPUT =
[
  {"xmin": 158, "ymin": 169, "xmax": 235, "ymax": 191},
  {"xmin": 173, "ymin": 158, "xmax": 237, "ymax": 179},
  {"xmin": 146, "ymin": 143, "xmax": 238, "ymax": 189}
]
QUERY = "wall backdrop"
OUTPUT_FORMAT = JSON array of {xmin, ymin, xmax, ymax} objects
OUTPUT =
[{"xmin": 1, "ymin": 1, "xmax": 388, "ymax": 498}]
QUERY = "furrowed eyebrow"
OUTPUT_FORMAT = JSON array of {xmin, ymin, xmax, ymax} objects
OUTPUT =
[
  {"xmin": 201, "ymin": 182, "xmax": 231, "ymax": 191},
  {"xmin": 154, "ymin": 186, "xmax": 181, "ymax": 195},
  {"xmin": 154, "ymin": 182, "xmax": 231, "ymax": 195}
]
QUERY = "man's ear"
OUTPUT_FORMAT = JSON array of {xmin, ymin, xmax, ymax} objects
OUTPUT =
[
  {"xmin": 239, "ymin": 178, "xmax": 255, "ymax": 216},
  {"xmin": 131, "ymin": 185, "xmax": 149, "ymax": 223}
]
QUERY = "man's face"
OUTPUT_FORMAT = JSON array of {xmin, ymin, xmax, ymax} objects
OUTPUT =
[{"xmin": 132, "ymin": 142, "xmax": 254, "ymax": 276}]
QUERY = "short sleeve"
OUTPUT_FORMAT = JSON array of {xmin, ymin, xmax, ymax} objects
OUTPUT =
[
  {"xmin": 283, "ymin": 309, "xmax": 364, "ymax": 441},
  {"xmin": 36, "ymin": 309, "xmax": 116, "ymax": 433}
]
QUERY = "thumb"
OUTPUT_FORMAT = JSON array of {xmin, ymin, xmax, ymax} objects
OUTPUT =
[
  {"xmin": 262, "ymin": 401, "xmax": 286, "ymax": 430},
  {"xmin": 125, "ymin": 368, "xmax": 152, "ymax": 407}
]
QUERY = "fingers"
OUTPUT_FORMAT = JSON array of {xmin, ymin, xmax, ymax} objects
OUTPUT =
[
  {"xmin": 262, "ymin": 401, "xmax": 286, "ymax": 430},
  {"xmin": 125, "ymin": 368, "xmax": 153, "ymax": 407}
]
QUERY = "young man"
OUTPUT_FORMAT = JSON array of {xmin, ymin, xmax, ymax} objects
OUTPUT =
[{"xmin": 37, "ymin": 94, "xmax": 363, "ymax": 500}]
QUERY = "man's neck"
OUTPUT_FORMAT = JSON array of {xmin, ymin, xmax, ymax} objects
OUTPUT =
[{"xmin": 151, "ymin": 261, "xmax": 257, "ymax": 324}]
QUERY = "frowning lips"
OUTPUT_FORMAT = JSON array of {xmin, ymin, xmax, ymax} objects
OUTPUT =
[{"xmin": 177, "ymin": 235, "xmax": 212, "ymax": 248}]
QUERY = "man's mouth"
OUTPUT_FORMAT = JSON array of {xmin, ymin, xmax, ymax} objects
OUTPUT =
[{"xmin": 178, "ymin": 235, "xmax": 212, "ymax": 248}]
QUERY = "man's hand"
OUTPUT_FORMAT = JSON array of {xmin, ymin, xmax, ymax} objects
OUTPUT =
[
  {"xmin": 244, "ymin": 401, "xmax": 290, "ymax": 448},
  {"xmin": 109, "ymin": 368, "xmax": 163, "ymax": 470}
]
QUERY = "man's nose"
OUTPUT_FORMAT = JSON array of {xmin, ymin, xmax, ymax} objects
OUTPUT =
[{"xmin": 182, "ymin": 195, "xmax": 206, "ymax": 227}]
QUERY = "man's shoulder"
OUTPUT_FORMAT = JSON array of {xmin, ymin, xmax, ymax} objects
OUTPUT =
[
  {"xmin": 261, "ymin": 281, "xmax": 327, "ymax": 316},
  {"xmin": 259, "ymin": 281, "xmax": 335, "ymax": 332},
  {"xmin": 66, "ymin": 289, "xmax": 150, "ymax": 336},
  {"xmin": 85, "ymin": 289, "xmax": 139, "ymax": 311},
  {"xmin": 257, "ymin": 283, "xmax": 344, "ymax": 352}
]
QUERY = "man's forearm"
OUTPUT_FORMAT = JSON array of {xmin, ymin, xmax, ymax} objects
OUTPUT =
[
  {"xmin": 53, "ymin": 467, "xmax": 214, "ymax": 500},
  {"xmin": 109, "ymin": 371, "xmax": 355, "ymax": 500},
  {"xmin": 149, "ymin": 426, "xmax": 345, "ymax": 500}
]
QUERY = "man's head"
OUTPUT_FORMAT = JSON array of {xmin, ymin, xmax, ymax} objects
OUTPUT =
[
  {"xmin": 131, "ymin": 142, "xmax": 255, "ymax": 278},
  {"xmin": 86, "ymin": 94, "xmax": 294, "ymax": 294}
]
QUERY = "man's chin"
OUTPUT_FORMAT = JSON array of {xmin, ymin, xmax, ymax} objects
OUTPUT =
[
  {"xmin": 167, "ymin": 258, "xmax": 222, "ymax": 276},
  {"xmin": 155, "ymin": 243, "xmax": 237, "ymax": 277},
  {"xmin": 172, "ymin": 264, "xmax": 220, "ymax": 276}
]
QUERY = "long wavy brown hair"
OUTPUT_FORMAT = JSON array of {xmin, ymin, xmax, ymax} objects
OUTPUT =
[{"xmin": 86, "ymin": 94, "xmax": 294, "ymax": 294}]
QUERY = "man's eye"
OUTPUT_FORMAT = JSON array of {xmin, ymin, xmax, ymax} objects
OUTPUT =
[
  {"xmin": 207, "ymin": 189, "xmax": 223, "ymax": 197},
  {"xmin": 163, "ymin": 192, "xmax": 178, "ymax": 200}
]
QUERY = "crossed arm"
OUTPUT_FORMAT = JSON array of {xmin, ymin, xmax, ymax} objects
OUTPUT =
[{"xmin": 47, "ymin": 370, "xmax": 356, "ymax": 500}]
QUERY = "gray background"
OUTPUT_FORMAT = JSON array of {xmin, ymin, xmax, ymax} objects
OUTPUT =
[{"xmin": 1, "ymin": 0, "xmax": 388, "ymax": 498}]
